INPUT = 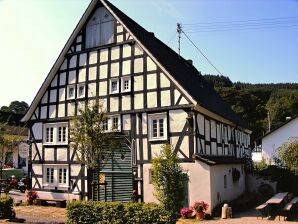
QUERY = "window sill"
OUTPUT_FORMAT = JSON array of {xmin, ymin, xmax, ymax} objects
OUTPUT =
[{"xmin": 149, "ymin": 137, "xmax": 167, "ymax": 142}]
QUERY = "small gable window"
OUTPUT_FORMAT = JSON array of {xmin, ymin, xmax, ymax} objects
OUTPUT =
[
  {"xmin": 121, "ymin": 76, "xmax": 131, "ymax": 92},
  {"xmin": 68, "ymin": 86, "xmax": 75, "ymax": 99},
  {"xmin": 110, "ymin": 79, "xmax": 119, "ymax": 94},
  {"xmin": 77, "ymin": 84, "xmax": 85, "ymax": 98},
  {"xmin": 86, "ymin": 7, "xmax": 115, "ymax": 48}
]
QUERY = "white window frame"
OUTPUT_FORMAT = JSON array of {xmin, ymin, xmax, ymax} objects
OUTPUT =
[
  {"xmin": 121, "ymin": 76, "xmax": 131, "ymax": 92},
  {"xmin": 67, "ymin": 85, "xmax": 75, "ymax": 99},
  {"xmin": 43, "ymin": 165, "xmax": 69, "ymax": 188},
  {"xmin": 110, "ymin": 78, "xmax": 119, "ymax": 94},
  {"xmin": 148, "ymin": 113, "xmax": 167, "ymax": 141},
  {"xmin": 77, "ymin": 83, "xmax": 85, "ymax": 98},
  {"xmin": 43, "ymin": 123, "xmax": 68, "ymax": 145},
  {"xmin": 109, "ymin": 115, "xmax": 121, "ymax": 131}
]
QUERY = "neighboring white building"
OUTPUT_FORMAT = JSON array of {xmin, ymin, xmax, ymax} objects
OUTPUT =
[
  {"xmin": 258, "ymin": 117, "xmax": 298, "ymax": 164},
  {"xmin": 21, "ymin": 0, "xmax": 251, "ymax": 212}
]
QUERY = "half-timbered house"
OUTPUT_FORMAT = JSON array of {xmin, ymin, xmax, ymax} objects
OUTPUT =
[{"xmin": 22, "ymin": 0, "xmax": 251, "ymax": 211}]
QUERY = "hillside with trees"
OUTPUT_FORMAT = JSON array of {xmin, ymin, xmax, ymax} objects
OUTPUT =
[{"xmin": 204, "ymin": 75, "xmax": 298, "ymax": 143}]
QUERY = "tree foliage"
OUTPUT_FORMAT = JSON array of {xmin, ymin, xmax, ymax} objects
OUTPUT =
[
  {"xmin": 70, "ymin": 103, "xmax": 119, "ymax": 169},
  {"xmin": 0, "ymin": 101, "xmax": 28, "ymax": 115},
  {"xmin": 277, "ymin": 138, "xmax": 298, "ymax": 175},
  {"xmin": 204, "ymin": 74, "xmax": 298, "ymax": 142},
  {"xmin": 151, "ymin": 144, "xmax": 186, "ymax": 219}
]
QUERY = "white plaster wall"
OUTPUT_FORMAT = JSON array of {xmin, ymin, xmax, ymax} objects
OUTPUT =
[
  {"xmin": 79, "ymin": 53, "xmax": 87, "ymax": 66},
  {"xmin": 32, "ymin": 123, "xmax": 43, "ymax": 140},
  {"xmin": 210, "ymin": 164, "xmax": 245, "ymax": 211},
  {"xmin": 134, "ymin": 76, "xmax": 143, "ymax": 91},
  {"xmin": 99, "ymin": 81, "xmax": 107, "ymax": 96},
  {"xmin": 100, "ymin": 49, "xmax": 108, "ymax": 62},
  {"xmin": 41, "ymin": 92, "xmax": 48, "ymax": 104},
  {"xmin": 111, "ymin": 46, "xmax": 120, "ymax": 60},
  {"xmin": 122, "ymin": 60, "xmax": 131, "ymax": 75},
  {"xmin": 40, "ymin": 106, "xmax": 47, "ymax": 119},
  {"xmin": 160, "ymin": 90, "xmax": 171, "ymax": 107},
  {"xmin": 88, "ymin": 83, "xmax": 96, "ymax": 97},
  {"xmin": 68, "ymin": 71, "xmax": 76, "ymax": 84},
  {"xmin": 33, "ymin": 164, "xmax": 43, "ymax": 175},
  {"xmin": 134, "ymin": 58, "xmax": 143, "ymax": 73},
  {"xmin": 110, "ymin": 97, "xmax": 119, "ymax": 112},
  {"xmin": 134, "ymin": 94, "xmax": 144, "ymax": 109},
  {"xmin": 57, "ymin": 148, "xmax": 68, "ymax": 161},
  {"xmin": 78, "ymin": 69, "xmax": 86, "ymax": 83},
  {"xmin": 69, "ymin": 55, "xmax": 77, "ymax": 68},
  {"xmin": 147, "ymin": 57, "xmax": 157, "ymax": 71},
  {"xmin": 147, "ymin": 73, "xmax": 157, "ymax": 89},
  {"xmin": 135, "ymin": 43, "xmax": 143, "ymax": 55},
  {"xmin": 35, "ymin": 191, "xmax": 80, "ymax": 201},
  {"xmin": 262, "ymin": 118, "xmax": 298, "ymax": 163},
  {"xmin": 44, "ymin": 148, "xmax": 54, "ymax": 161},
  {"xmin": 147, "ymin": 92, "xmax": 157, "ymax": 108},
  {"xmin": 58, "ymin": 104, "xmax": 65, "ymax": 118},
  {"xmin": 49, "ymin": 105, "xmax": 56, "ymax": 118},
  {"xmin": 89, "ymin": 51, "xmax": 97, "ymax": 64},
  {"xmin": 169, "ymin": 109, "xmax": 187, "ymax": 132},
  {"xmin": 111, "ymin": 62, "xmax": 119, "ymax": 77},
  {"xmin": 59, "ymin": 88, "xmax": 66, "ymax": 102},
  {"xmin": 122, "ymin": 96, "xmax": 131, "ymax": 111},
  {"xmin": 123, "ymin": 44, "xmax": 131, "ymax": 58},
  {"xmin": 89, "ymin": 66, "xmax": 97, "ymax": 80},
  {"xmin": 160, "ymin": 73, "xmax": 170, "ymax": 88},
  {"xmin": 143, "ymin": 161, "xmax": 212, "ymax": 212},
  {"xmin": 60, "ymin": 73, "xmax": 66, "ymax": 86},
  {"xmin": 142, "ymin": 113, "xmax": 147, "ymax": 134},
  {"xmin": 122, "ymin": 114, "xmax": 131, "ymax": 130},
  {"xmin": 99, "ymin": 64, "xmax": 108, "ymax": 79}
]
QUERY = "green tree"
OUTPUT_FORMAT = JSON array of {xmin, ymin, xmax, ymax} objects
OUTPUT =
[
  {"xmin": 0, "ymin": 101, "xmax": 29, "ymax": 115},
  {"xmin": 151, "ymin": 144, "xmax": 186, "ymax": 221},
  {"xmin": 277, "ymin": 137, "xmax": 298, "ymax": 174},
  {"xmin": 70, "ymin": 103, "xmax": 119, "ymax": 169}
]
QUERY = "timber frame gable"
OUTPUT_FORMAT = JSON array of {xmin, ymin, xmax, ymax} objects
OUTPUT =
[{"xmin": 22, "ymin": 0, "xmax": 251, "ymax": 203}]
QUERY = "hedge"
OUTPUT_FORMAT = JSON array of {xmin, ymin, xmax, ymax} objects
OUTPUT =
[
  {"xmin": 0, "ymin": 196, "xmax": 15, "ymax": 219},
  {"xmin": 67, "ymin": 201, "xmax": 174, "ymax": 224}
]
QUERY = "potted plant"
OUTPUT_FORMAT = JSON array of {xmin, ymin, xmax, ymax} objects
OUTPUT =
[
  {"xmin": 25, "ymin": 189, "xmax": 38, "ymax": 205},
  {"xmin": 192, "ymin": 201, "xmax": 209, "ymax": 219},
  {"xmin": 180, "ymin": 207, "xmax": 193, "ymax": 219}
]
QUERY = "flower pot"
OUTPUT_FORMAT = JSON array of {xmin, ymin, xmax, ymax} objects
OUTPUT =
[
  {"xmin": 196, "ymin": 212, "xmax": 205, "ymax": 219},
  {"xmin": 27, "ymin": 199, "xmax": 33, "ymax": 205}
]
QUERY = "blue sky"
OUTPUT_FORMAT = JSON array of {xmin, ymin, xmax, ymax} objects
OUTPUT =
[{"xmin": 0, "ymin": 0, "xmax": 297, "ymax": 107}]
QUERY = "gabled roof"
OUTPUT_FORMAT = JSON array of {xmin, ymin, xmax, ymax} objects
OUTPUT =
[
  {"xmin": 22, "ymin": 0, "xmax": 246, "ymax": 128},
  {"xmin": 262, "ymin": 116, "xmax": 298, "ymax": 139}
]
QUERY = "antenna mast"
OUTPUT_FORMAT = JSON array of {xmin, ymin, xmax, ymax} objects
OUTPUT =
[{"xmin": 177, "ymin": 23, "xmax": 182, "ymax": 55}]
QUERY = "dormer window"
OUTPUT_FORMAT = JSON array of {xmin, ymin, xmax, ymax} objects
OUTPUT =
[{"xmin": 86, "ymin": 7, "xmax": 115, "ymax": 48}]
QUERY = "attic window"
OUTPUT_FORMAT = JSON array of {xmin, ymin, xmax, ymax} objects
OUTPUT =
[{"xmin": 86, "ymin": 7, "xmax": 115, "ymax": 48}]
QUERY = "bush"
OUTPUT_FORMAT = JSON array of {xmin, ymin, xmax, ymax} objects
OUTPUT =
[
  {"xmin": 67, "ymin": 200, "xmax": 172, "ymax": 224},
  {"xmin": 0, "ymin": 196, "xmax": 15, "ymax": 219}
]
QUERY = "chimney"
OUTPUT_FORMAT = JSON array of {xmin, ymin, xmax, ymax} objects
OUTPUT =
[
  {"xmin": 187, "ymin": 59, "xmax": 193, "ymax": 65},
  {"xmin": 148, "ymin": 32, "xmax": 155, "ymax": 37}
]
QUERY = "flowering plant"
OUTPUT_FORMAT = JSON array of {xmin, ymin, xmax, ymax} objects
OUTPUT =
[
  {"xmin": 192, "ymin": 201, "xmax": 209, "ymax": 213},
  {"xmin": 25, "ymin": 189, "xmax": 38, "ymax": 201},
  {"xmin": 180, "ymin": 207, "xmax": 193, "ymax": 218}
]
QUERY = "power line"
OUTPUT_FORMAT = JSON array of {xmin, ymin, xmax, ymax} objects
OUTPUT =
[
  {"xmin": 180, "ymin": 29, "xmax": 224, "ymax": 76},
  {"xmin": 182, "ymin": 16, "xmax": 298, "ymax": 26}
]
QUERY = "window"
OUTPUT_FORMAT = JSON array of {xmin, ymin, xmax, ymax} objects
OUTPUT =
[
  {"xmin": 45, "ymin": 127, "xmax": 54, "ymax": 143},
  {"xmin": 112, "ymin": 116, "xmax": 119, "ymax": 129},
  {"xmin": 68, "ymin": 86, "xmax": 75, "ymax": 99},
  {"xmin": 44, "ymin": 123, "xmax": 68, "ymax": 145},
  {"xmin": 44, "ymin": 166, "xmax": 68, "ymax": 187},
  {"xmin": 101, "ymin": 115, "xmax": 121, "ymax": 131},
  {"xmin": 86, "ymin": 7, "xmax": 115, "ymax": 48},
  {"xmin": 121, "ymin": 77, "xmax": 131, "ymax": 92},
  {"xmin": 110, "ymin": 79, "xmax": 119, "ymax": 94},
  {"xmin": 148, "ymin": 113, "xmax": 167, "ymax": 141},
  {"xmin": 77, "ymin": 84, "xmax": 85, "ymax": 98}
]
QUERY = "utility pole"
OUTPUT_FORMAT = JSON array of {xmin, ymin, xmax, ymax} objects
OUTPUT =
[{"xmin": 177, "ymin": 23, "xmax": 182, "ymax": 55}]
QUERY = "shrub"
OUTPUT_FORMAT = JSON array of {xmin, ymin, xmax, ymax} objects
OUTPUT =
[
  {"xmin": 0, "ymin": 196, "xmax": 15, "ymax": 219},
  {"xmin": 67, "ymin": 200, "xmax": 172, "ymax": 224}
]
